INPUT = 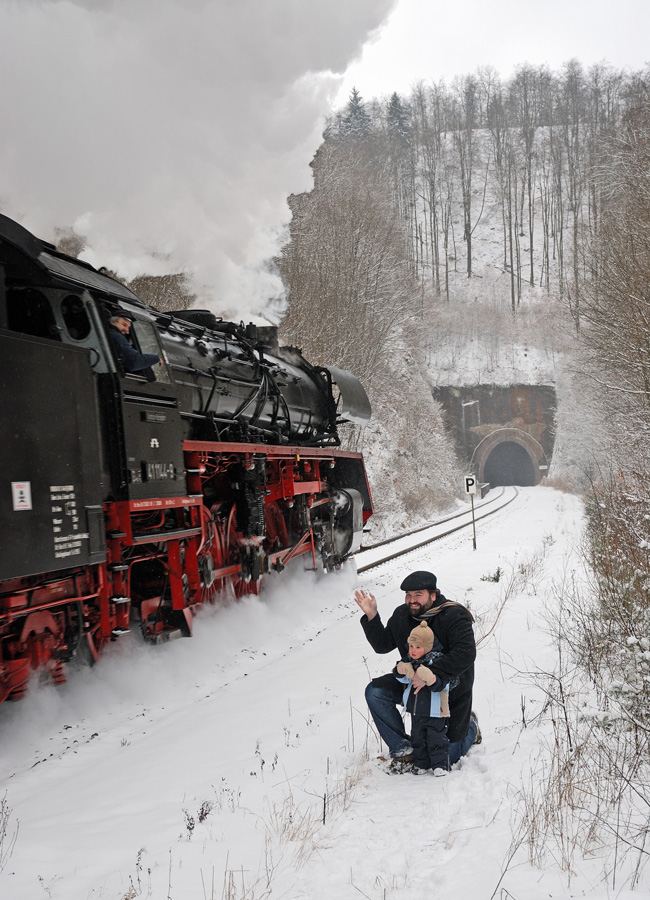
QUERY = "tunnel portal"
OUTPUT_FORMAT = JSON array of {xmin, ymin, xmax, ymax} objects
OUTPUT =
[
  {"xmin": 433, "ymin": 385, "xmax": 556, "ymax": 488},
  {"xmin": 483, "ymin": 440, "xmax": 536, "ymax": 487}
]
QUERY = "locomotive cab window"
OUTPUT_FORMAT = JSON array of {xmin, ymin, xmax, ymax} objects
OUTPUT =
[
  {"xmin": 105, "ymin": 312, "xmax": 170, "ymax": 381},
  {"xmin": 130, "ymin": 320, "xmax": 171, "ymax": 383},
  {"xmin": 6, "ymin": 288, "xmax": 61, "ymax": 341},
  {"xmin": 60, "ymin": 294, "xmax": 91, "ymax": 341}
]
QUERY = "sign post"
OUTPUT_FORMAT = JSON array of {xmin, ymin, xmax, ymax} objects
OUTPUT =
[{"xmin": 464, "ymin": 475, "xmax": 477, "ymax": 550}]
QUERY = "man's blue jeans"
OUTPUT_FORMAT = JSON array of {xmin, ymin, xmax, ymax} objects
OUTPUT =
[{"xmin": 365, "ymin": 681, "xmax": 477, "ymax": 764}]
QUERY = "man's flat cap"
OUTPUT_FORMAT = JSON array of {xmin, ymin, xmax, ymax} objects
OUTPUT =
[{"xmin": 400, "ymin": 570, "xmax": 437, "ymax": 592}]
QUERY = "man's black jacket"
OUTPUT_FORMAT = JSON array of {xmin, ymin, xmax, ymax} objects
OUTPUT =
[{"xmin": 361, "ymin": 592, "xmax": 475, "ymax": 743}]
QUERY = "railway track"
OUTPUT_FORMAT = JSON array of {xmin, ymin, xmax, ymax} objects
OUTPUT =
[{"xmin": 355, "ymin": 486, "xmax": 520, "ymax": 573}]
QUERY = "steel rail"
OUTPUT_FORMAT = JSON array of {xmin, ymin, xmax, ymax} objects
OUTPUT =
[
  {"xmin": 359, "ymin": 486, "xmax": 506, "ymax": 553},
  {"xmin": 355, "ymin": 486, "xmax": 520, "ymax": 574}
]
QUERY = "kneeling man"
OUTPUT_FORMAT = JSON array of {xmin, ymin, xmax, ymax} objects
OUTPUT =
[{"xmin": 354, "ymin": 570, "xmax": 479, "ymax": 770}]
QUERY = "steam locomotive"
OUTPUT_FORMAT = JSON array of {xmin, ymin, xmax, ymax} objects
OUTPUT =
[{"xmin": 0, "ymin": 213, "xmax": 372, "ymax": 704}]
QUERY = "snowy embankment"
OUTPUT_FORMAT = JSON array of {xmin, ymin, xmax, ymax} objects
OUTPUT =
[{"xmin": 0, "ymin": 487, "xmax": 619, "ymax": 900}]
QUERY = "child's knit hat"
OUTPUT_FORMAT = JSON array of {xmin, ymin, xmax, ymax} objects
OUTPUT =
[{"xmin": 408, "ymin": 621, "xmax": 434, "ymax": 653}]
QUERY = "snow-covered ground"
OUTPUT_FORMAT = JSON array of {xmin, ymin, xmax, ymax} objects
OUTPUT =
[{"xmin": 0, "ymin": 486, "xmax": 621, "ymax": 900}]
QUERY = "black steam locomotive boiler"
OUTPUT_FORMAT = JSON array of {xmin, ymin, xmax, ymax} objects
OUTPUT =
[{"xmin": 0, "ymin": 213, "xmax": 372, "ymax": 703}]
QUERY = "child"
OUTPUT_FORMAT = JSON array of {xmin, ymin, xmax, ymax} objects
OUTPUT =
[{"xmin": 393, "ymin": 620, "xmax": 451, "ymax": 774}]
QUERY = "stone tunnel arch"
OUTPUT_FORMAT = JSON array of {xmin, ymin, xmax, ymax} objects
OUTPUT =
[{"xmin": 470, "ymin": 427, "xmax": 548, "ymax": 487}]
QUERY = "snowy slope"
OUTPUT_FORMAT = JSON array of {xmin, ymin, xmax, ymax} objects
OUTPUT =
[{"xmin": 1, "ymin": 487, "xmax": 628, "ymax": 900}]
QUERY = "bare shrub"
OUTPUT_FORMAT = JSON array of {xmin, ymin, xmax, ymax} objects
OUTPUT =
[
  {"xmin": 261, "ymin": 756, "xmax": 367, "ymax": 866},
  {"xmin": 512, "ymin": 564, "xmax": 650, "ymax": 891},
  {"xmin": 476, "ymin": 544, "xmax": 552, "ymax": 649},
  {"xmin": 0, "ymin": 793, "xmax": 18, "ymax": 875}
]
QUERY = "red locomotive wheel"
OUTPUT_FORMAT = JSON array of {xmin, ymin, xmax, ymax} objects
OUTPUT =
[
  {"xmin": 74, "ymin": 605, "xmax": 110, "ymax": 666},
  {"xmin": 198, "ymin": 507, "xmax": 234, "ymax": 605},
  {"xmin": 264, "ymin": 500, "xmax": 288, "ymax": 552},
  {"xmin": 225, "ymin": 506, "xmax": 261, "ymax": 599},
  {"xmin": 82, "ymin": 623, "xmax": 109, "ymax": 664}
]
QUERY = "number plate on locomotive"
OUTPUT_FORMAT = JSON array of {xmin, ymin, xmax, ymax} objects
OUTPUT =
[{"xmin": 144, "ymin": 461, "xmax": 176, "ymax": 481}]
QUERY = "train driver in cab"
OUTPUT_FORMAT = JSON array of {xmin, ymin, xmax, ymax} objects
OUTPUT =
[{"xmin": 108, "ymin": 313, "xmax": 162, "ymax": 374}]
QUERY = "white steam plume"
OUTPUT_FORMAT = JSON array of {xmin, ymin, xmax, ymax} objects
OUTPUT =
[{"xmin": 0, "ymin": 0, "xmax": 396, "ymax": 321}]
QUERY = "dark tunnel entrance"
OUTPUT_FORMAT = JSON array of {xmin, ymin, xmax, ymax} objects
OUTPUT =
[{"xmin": 484, "ymin": 441, "xmax": 536, "ymax": 487}]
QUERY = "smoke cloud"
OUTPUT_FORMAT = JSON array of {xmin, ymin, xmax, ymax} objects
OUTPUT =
[{"xmin": 0, "ymin": 0, "xmax": 396, "ymax": 321}]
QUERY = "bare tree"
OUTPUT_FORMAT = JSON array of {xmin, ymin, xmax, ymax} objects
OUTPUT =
[
  {"xmin": 279, "ymin": 138, "xmax": 416, "ymax": 393},
  {"xmin": 451, "ymin": 75, "xmax": 479, "ymax": 278},
  {"xmin": 509, "ymin": 64, "xmax": 545, "ymax": 287}
]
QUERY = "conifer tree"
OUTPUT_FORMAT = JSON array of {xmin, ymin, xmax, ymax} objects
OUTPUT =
[
  {"xmin": 385, "ymin": 92, "xmax": 410, "ymax": 139},
  {"xmin": 340, "ymin": 87, "xmax": 372, "ymax": 137}
]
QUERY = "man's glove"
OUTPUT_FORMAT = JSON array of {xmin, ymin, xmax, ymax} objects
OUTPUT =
[
  {"xmin": 396, "ymin": 661, "xmax": 415, "ymax": 679},
  {"xmin": 415, "ymin": 666, "xmax": 436, "ymax": 686}
]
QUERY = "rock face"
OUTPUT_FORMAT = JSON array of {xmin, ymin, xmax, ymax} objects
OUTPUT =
[{"xmin": 433, "ymin": 385, "xmax": 557, "ymax": 487}]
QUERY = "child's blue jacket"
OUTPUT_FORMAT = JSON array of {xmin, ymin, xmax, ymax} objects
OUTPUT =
[{"xmin": 393, "ymin": 648, "xmax": 455, "ymax": 718}]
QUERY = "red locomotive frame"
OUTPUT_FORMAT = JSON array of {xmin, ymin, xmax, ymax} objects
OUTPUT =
[{"xmin": 0, "ymin": 442, "xmax": 371, "ymax": 703}]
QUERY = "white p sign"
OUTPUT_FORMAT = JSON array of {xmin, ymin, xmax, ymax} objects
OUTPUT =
[{"xmin": 464, "ymin": 475, "xmax": 477, "ymax": 495}]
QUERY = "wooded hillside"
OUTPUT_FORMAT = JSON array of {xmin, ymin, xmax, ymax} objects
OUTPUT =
[{"xmin": 279, "ymin": 61, "xmax": 650, "ymax": 534}]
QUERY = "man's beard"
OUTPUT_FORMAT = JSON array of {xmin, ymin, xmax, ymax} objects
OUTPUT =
[{"xmin": 407, "ymin": 602, "xmax": 432, "ymax": 617}]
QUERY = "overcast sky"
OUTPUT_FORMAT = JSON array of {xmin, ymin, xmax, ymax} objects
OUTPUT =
[{"xmin": 337, "ymin": 0, "xmax": 650, "ymax": 103}]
